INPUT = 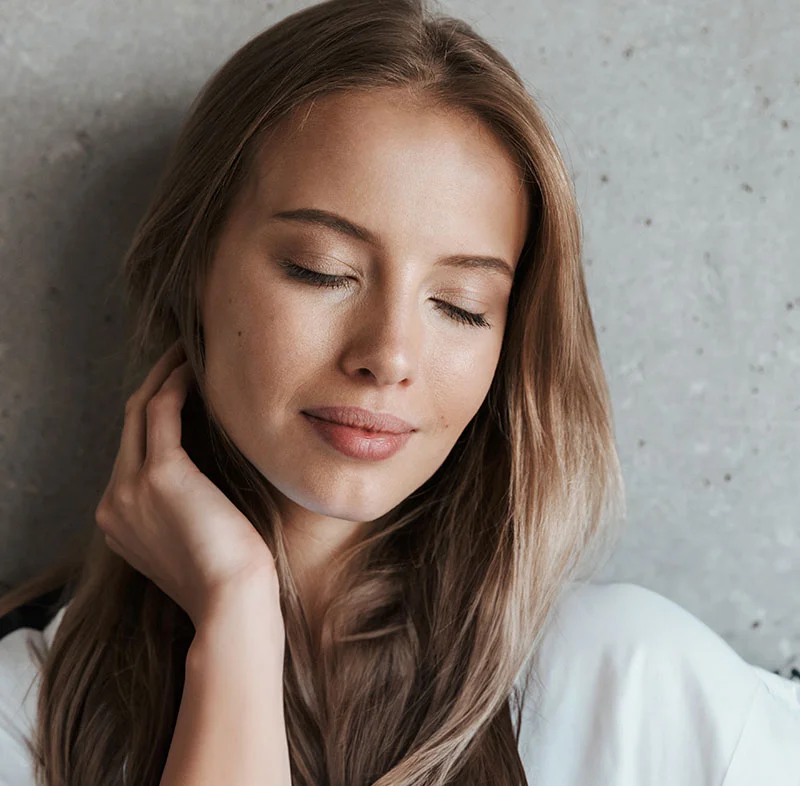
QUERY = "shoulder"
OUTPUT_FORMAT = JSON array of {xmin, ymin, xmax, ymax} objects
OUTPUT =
[
  {"xmin": 516, "ymin": 581, "xmax": 792, "ymax": 786},
  {"xmin": 539, "ymin": 580, "xmax": 757, "ymax": 673},
  {"xmin": 0, "ymin": 596, "xmax": 69, "ymax": 784}
]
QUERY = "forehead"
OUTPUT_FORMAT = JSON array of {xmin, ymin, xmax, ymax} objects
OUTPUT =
[{"xmin": 248, "ymin": 90, "xmax": 530, "ymax": 266}]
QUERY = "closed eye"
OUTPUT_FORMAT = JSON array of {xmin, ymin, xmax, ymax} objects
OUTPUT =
[{"xmin": 278, "ymin": 259, "xmax": 491, "ymax": 328}]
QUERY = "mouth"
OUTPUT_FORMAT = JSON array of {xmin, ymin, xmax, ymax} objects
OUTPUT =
[
  {"xmin": 301, "ymin": 412, "xmax": 415, "ymax": 461},
  {"xmin": 301, "ymin": 406, "xmax": 416, "ymax": 434}
]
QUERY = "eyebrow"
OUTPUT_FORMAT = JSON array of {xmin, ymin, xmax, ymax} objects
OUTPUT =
[{"xmin": 270, "ymin": 207, "xmax": 515, "ymax": 280}]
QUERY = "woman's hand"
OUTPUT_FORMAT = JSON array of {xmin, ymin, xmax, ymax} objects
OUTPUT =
[{"xmin": 95, "ymin": 339, "xmax": 282, "ymax": 635}]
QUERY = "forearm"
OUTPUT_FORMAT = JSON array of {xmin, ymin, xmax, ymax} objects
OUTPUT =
[{"xmin": 160, "ymin": 579, "xmax": 290, "ymax": 786}]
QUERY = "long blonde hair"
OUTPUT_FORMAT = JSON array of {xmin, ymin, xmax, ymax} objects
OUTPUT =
[{"xmin": 0, "ymin": 0, "xmax": 626, "ymax": 783}]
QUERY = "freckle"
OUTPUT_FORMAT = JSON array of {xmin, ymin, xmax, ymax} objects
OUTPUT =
[
  {"xmin": 237, "ymin": 330, "xmax": 242, "ymax": 337},
  {"xmin": 724, "ymin": 473, "xmax": 732, "ymax": 482}
]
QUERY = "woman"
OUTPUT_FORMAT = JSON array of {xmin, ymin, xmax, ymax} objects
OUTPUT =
[{"xmin": 1, "ymin": 0, "xmax": 798, "ymax": 784}]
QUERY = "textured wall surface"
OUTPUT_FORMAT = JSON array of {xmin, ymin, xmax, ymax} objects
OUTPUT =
[{"xmin": 1, "ymin": 0, "xmax": 798, "ymax": 672}]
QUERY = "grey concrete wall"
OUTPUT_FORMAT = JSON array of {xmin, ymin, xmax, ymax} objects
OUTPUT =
[{"xmin": 1, "ymin": 0, "xmax": 797, "ymax": 673}]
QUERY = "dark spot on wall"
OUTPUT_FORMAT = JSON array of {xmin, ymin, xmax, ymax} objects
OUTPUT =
[
  {"xmin": 749, "ymin": 363, "xmax": 765, "ymax": 374},
  {"xmin": 600, "ymin": 173, "xmax": 609, "ymax": 183},
  {"xmin": 696, "ymin": 347, "xmax": 704, "ymax": 355},
  {"xmin": 752, "ymin": 386, "xmax": 759, "ymax": 394},
  {"xmin": 752, "ymin": 447, "xmax": 760, "ymax": 455},
  {"xmin": 741, "ymin": 183, "xmax": 753, "ymax": 193},
  {"xmin": 782, "ymin": 119, "xmax": 790, "ymax": 129},
  {"xmin": 644, "ymin": 217, "xmax": 652, "ymax": 226},
  {"xmin": 0, "ymin": 409, "xmax": 8, "ymax": 419},
  {"xmin": 638, "ymin": 439, "xmax": 646, "ymax": 448},
  {"xmin": 703, "ymin": 478, "xmax": 711, "ymax": 487},
  {"xmin": 700, "ymin": 25, "xmax": 710, "ymax": 34},
  {"xmin": 724, "ymin": 473, "xmax": 732, "ymax": 482},
  {"xmin": 600, "ymin": 325, "xmax": 606, "ymax": 332},
  {"xmin": 75, "ymin": 129, "xmax": 93, "ymax": 155},
  {"xmin": 788, "ymin": 301, "xmax": 796, "ymax": 310},
  {"xmin": 103, "ymin": 313, "xmax": 113, "ymax": 324},
  {"xmin": 751, "ymin": 620, "xmax": 761, "ymax": 629},
  {"xmin": 762, "ymin": 96, "xmax": 772, "ymax": 108},
  {"xmin": 623, "ymin": 46, "xmax": 634, "ymax": 59},
  {"xmin": 47, "ymin": 285, "xmax": 61, "ymax": 299},
  {"xmin": 759, "ymin": 196, "xmax": 767, "ymax": 203}
]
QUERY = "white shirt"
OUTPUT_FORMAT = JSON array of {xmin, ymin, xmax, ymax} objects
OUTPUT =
[{"xmin": 1, "ymin": 581, "xmax": 798, "ymax": 785}]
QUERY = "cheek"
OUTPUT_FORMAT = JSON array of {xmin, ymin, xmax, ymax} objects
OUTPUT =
[
  {"xmin": 428, "ymin": 341, "xmax": 500, "ymax": 432},
  {"xmin": 234, "ymin": 287, "xmax": 333, "ymax": 399}
]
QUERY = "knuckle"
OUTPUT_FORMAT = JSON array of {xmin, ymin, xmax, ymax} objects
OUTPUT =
[
  {"xmin": 146, "ymin": 388, "xmax": 176, "ymax": 416},
  {"xmin": 124, "ymin": 393, "xmax": 140, "ymax": 417},
  {"xmin": 141, "ymin": 460, "xmax": 171, "ymax": 492},
  {"xmin": 114, "ymin": 481, "xmax": 138, "ymax": 512},
  {"xmin": 94, "ymin": 501, "xmax": 111, "ymax": 531}
]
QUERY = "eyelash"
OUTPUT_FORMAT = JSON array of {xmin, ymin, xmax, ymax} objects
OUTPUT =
[{"xmin": 279, "ymin": 259, "xmax": 491, "ymax": 329}]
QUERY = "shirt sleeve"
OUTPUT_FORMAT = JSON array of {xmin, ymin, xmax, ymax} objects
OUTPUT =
[{"xmin": 516, "ymin": 581, "xmax": 800, "ymax": 786}]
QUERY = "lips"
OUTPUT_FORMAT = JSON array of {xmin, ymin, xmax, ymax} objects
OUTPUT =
[
  {"xmin": 301, "ymin": 406, "xmax": 415, "ymax": 434},
  {"xmin": 301, "ymin": 408, "xmax": 416, "ymax": 461}
]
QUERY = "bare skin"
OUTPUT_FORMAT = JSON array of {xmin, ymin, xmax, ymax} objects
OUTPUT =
[{"xmin": 95, "ymin": 87, "xmax": 529, "ymax": 784}]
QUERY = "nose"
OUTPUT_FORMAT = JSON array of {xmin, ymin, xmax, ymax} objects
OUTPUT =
[{"xmin": 338, "ymin": 289, "xmax": 421, "ymax": 386}]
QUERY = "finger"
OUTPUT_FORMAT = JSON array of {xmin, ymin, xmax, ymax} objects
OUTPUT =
[
  {"xmin": 145, "ymin": 360, "xmax": 194, "ymax": 463},
  {"xmin": 115, "ymin": 339, "xmax": 186, "ymax": 478}
]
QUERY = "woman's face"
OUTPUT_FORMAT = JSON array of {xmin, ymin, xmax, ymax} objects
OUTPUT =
[{"xmin": 201, "ymin": 89, "xmax": 529, "ymax": 526}]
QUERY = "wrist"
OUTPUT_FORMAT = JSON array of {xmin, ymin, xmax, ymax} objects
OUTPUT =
[{"xmin": 190, "ymin": 570, "xmax": 286, "ymax": 675}]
